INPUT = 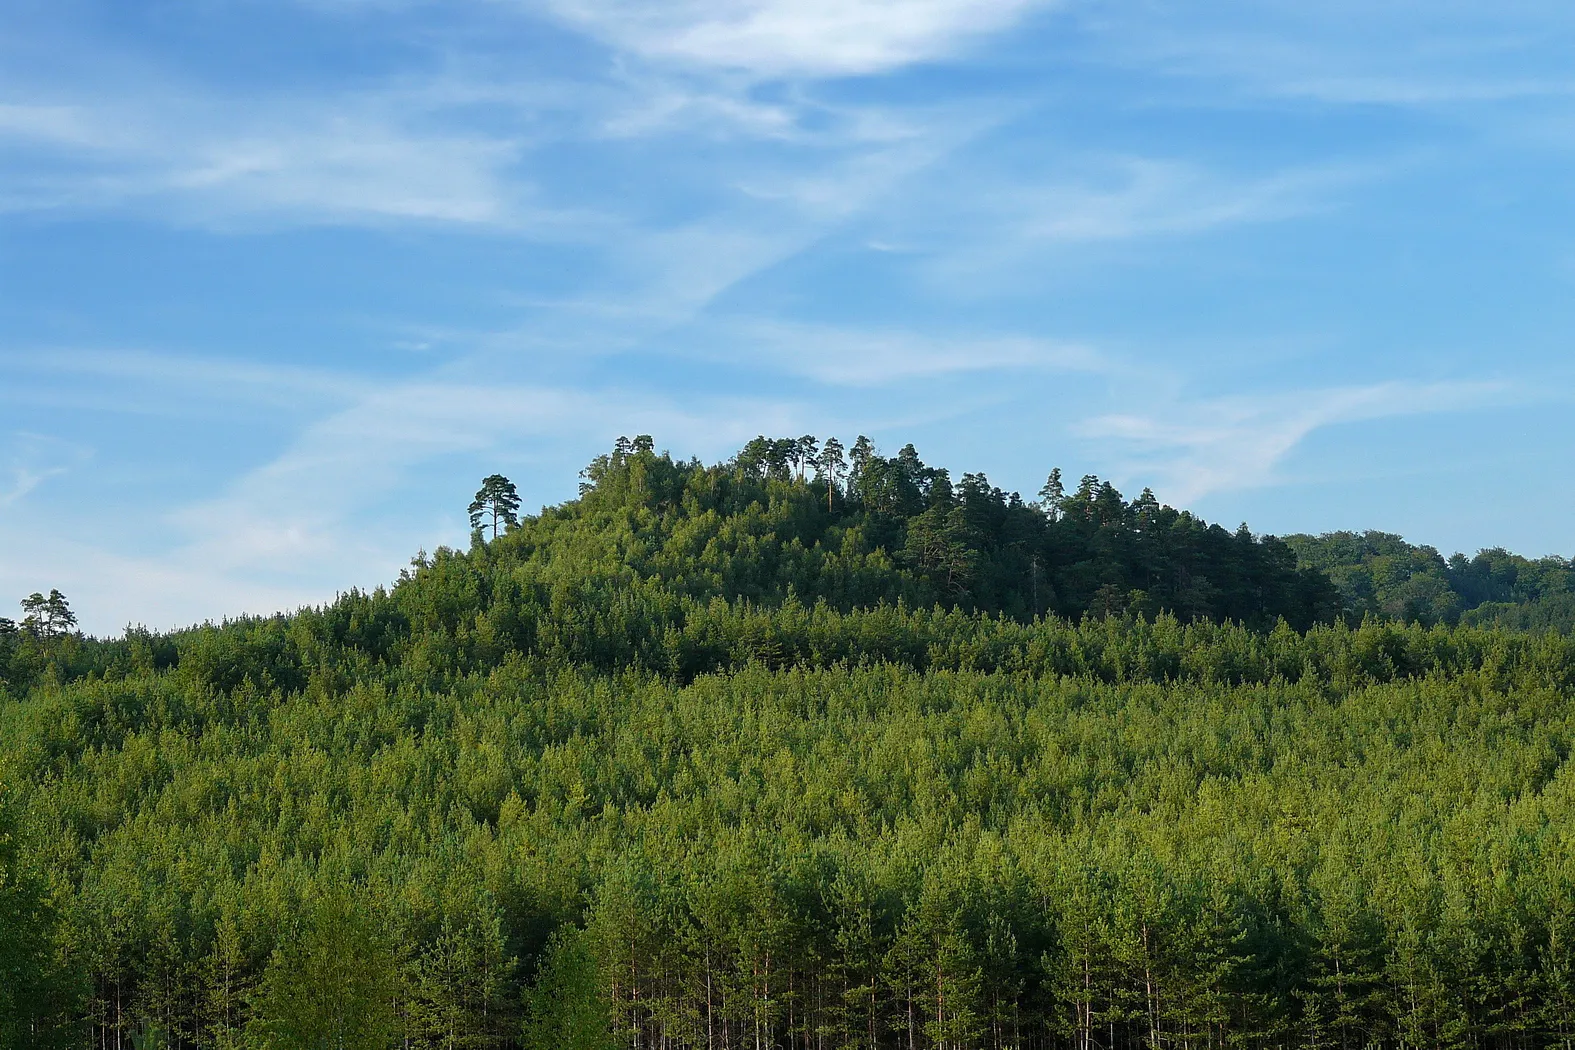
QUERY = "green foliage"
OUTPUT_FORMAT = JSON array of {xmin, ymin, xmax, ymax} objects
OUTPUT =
[
  {"xmin": 521, "ymin": 927, "xmax": 611, "ymax": 1050},
  {"xmin": 0, "ymin": 782, "xmax": 76, "ymax": 1049},
  {"xmin": 244, "ymin": 886, "xmax": 401, "ymax": 1050},
  {"xmin": 5, "ymin": 437, "xmax": 1575, "ymax": 1049},
  {"xmin": 1286, "ymin": 531, "xmax": 1575, "ymax": 628}
]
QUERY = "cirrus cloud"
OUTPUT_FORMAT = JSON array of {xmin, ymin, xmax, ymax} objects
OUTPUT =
[{"xmin": 538, "ymin": 0, "xmax": 1059, "ymax": 77}]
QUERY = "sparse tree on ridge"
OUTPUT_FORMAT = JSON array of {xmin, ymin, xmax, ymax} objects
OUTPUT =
[
  {"xmin": 849, "ymin": 435, "xmax": 875, "ymax": 504},
  {"xmin": 19, "ymin": 590, "xmax": 75, "ymax": 640},
  {"xmin": 469, "ymin": 475, "xmax": 521, "ymax": 541},
  {"xmin": 817, "ymin": 438, "xmax": 846, "ymax": 512},
  {"xmin": 1038, "ymin": 468, "xmax": 1065, "ymax": 521},
  {"xmin": 794, "ymin": 435, "xmax": 818, "ymax": 482}
]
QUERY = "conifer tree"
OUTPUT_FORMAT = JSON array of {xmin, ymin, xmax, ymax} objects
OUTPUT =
[
  {"xmin": 523, "ymin": 927, "xmax": 613, "ymax": 1050},
  {"xmin": 19, "ymin": 589, "xmax": 74, "ymax": 640},
  {"xmin": 468, "ymin": 476, "xmax": 521, "ymax": 540},
  {"xmin": 817, "ymin": 437, "xmax": 846, "ymax": 512},
  {"xmin": 245, "ymin": 887, "xmax": 401, "ymax": 1050}
]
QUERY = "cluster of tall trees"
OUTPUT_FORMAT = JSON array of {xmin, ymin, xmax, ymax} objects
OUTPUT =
[
  {"xmin": 0, "ymin": 590, "xmax": 82, "ymax": 699},
  {"xmin": 3, "ymin": 437, "xmax": 1575, "ymax": 1049},
  {"xmin": 552, "ymin": 434, "xmax": 1341, "ymax": 628}
]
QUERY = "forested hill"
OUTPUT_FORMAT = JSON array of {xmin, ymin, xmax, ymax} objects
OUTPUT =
[
  {"xmin": 469, "ymin": 434, "xmax": 1343, "ymax": 630},
  {"xmin": 6, "ymin": 434, "xmax": 1573, "ymax": 694},
  {"xmin": 7, "ymin": 437, "xmax": 1575, "ymax": 1050},
  {"xmin": 0, "ymin": 433, "xmax": 1345, "ymax": 694},
  {"xmin": 1285, "ymin": 530, "xmax": 1575, "ymax": 631}
]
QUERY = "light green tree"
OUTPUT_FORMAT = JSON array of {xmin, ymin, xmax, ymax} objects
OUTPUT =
[
  {"xmin": 521, "ymin": 926, "xmax": 613, "ymax": 1050},
  {"xmin": 0, "ymin": 782, "xmax": 74, "ymax": 1050},
  {"xmin": 245, "ymin": 887, "xmax": 401, "ymax": 1050}
]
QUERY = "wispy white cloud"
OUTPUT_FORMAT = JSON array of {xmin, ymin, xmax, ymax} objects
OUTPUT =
[
  {"xmin": 880, "ymin": 152, "xmax": 1389, "ymax": 297},
  {"xmin": 0, "ymin": 103, "xmax": 105, "ymax": 147},
  {"xmin": 1078, "ymin": 379, "xmax": 1513, "ymax": 504},
  {"xmin": 1077, "ymin": 0, "xmax": 1575, "ymax": 109},
  {"xmin": 164, "ymin": 121, "xmax": 523, "ymax": 226},
  {"xmin": 693, "ymin": 319, "xmax": 1108, "ymax": 385},
  {"xmin": 7, "ymin": 348, "xmax": 369, "ymax": 401},
  {"xmin": 456, "ymin": 108, "xmax": 987, "ymax": 331},
  {"xmin": 0, "ymin": 433, "xmax": 91, "ymax": 507},
  {"xmin": 902, "ymin": 154, "xmax": 1377, "ymax": 269},
  {"xmin": 0, "ymin": 348, "xmax": 374, "ymax": 420},
  {"xmin": 1009, "ymin": 158, "xmax": 1368, "ymax": 242},
  {"xmin": 539, "ymin": 0, "xmax": 1058, "ymax": 78},
  {"xmin": 0, "ymin": 98, "xmax": 531, "ymax": 226},
  {"xmin": 596, "ymin": 79, "xmax": 805, "ymax": 140}
]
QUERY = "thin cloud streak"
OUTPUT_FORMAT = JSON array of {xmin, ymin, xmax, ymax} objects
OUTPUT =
[
  {"xmin": 170, "ymin": 377, "xmax": 803, "ymax": 576},
  {"xmin": 0, "ymin": 72, "xmax": 543, "ymax": 227},
  {"xmin": 695, "ymin": 320, "xmax": 1111, "ymax": 386},
  {"xmin": 0, "ymin": 433, "xmax": 91, "ymax": 507},
  {"xmin": 6, "ymin": 349, "xmax": 373, "ymax": 404},
  {"xmin": 900, "ymin": 155, "xmax": 1384, "ymax": 283},
  {"xmin": 538, "ymin": 0, "xmax": 1059, "ymax": 78},
  {"xmin": 1077, "ymin": 1, "xmax": 1575, "ymax": 109},
  {"xmin": 1079, "ymin": 380, "xmax": 1513, "ymax": 505},
  {"xmin": 1013, "ymin": 159, "xmax": 1373, "ymax": 242}
]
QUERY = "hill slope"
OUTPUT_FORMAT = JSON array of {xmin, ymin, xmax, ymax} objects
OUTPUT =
[{"xmin": 2, "ymin": 436, "xmax": 1575, "ymax": 1050}]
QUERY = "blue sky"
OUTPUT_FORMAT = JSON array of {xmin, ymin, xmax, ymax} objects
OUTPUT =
[{"xmin": 4, "ymin": 0, "xmax": 1575, "ymax": 633}]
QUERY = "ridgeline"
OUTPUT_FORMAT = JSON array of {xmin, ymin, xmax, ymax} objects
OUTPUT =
[{"xmin": 3, "ymin": 436, "xmax": 1575, "ymax": 1050}]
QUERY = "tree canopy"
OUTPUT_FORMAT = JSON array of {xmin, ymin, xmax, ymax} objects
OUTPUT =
[{"xmin": 3, "ymin": 436, "xmax": 1575, "ymax": 1050}]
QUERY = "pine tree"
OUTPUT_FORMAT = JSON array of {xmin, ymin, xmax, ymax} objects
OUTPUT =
[
  {"xmin": 245, "ymin": 887, "xmax": 402, "ymax": 1050},
  {"xmin": 19, "ymin": 589, "xmax": 75, "ymax": 640},
  {"xmin": 468, "ymin": 476, "xmax": 521, "ymax": 541},
  {"xmin": 817, "ymin": 438, "xmax": 846, "ymax": 512},
  {"xmin": 523, "ymin": 927, "xmax": 613, "ymax": 1050}
]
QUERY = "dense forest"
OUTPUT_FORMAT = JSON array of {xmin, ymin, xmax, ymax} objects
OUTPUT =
[
  {"xmin": 3, "ymin": 436, "xmax": 1575, "ymax": 1050},
  {"xmin": 1284, "ymin": 531, "xmax": 1575, "ymax": 631}
]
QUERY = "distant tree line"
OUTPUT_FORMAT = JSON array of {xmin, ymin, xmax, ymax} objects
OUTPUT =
[{"xmin": 1286, "ymin": 530, "xmax": 1575, "ymax": 630}]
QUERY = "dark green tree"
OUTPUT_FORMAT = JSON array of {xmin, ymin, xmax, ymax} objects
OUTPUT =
[
  {"xmin": 817, "ymin": 437, "xmax": 846, "ymax": 512},
  {"xmin": 793, "ymin": 435, "xmax": 819, "ymax": 482},
  {"xmin": 19, "ymin": 590, "xmax": 74, "ymax": 640},
  {"xmin": 468, "ymin": 476, "xmax": 521, "ymax": 541}
]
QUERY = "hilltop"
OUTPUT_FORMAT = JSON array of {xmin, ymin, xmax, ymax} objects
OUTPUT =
[
  {"xmin": 4, "ymin": 433, "xmax": 1347, "ymax": 694},
  {"xmin": 9, "ymin": 434, "xmax": 1573, "ymax": 698}
]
